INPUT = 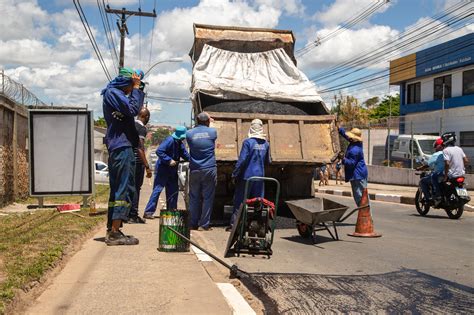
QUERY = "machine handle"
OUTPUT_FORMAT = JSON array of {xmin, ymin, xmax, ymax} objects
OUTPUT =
[{"xmin": 243, "ymin": 176, "xmax": 281, "ymax": 208}]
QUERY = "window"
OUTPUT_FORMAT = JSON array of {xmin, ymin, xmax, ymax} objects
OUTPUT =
[
  {"xmin": 392, "ymin": 139, "xmax": 400, "ymax": 151},
  {"xmin": 407, "ymin": 82, "xmax": 421, "ymax": 104},
  {"xmin": 433, "ymin": 75, "xmax": 451, "ymax": 100},
  {"xmin": 463, "ymin": 69, "xmax": 474, "ymax": 95},
  {"xmin": 95, "ymin": 163, "xmax": 107, "ymax": 171},
  {"xmin": 460, "ymin": 131, "xmax": 474, "ymax": 147}
]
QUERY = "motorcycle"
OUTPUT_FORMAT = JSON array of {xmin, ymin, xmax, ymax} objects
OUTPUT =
[{"xmin": 415, "ymin": 170, "xmax": 470, "ymax": 219}]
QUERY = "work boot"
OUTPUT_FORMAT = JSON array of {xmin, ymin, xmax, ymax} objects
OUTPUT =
[
  {"xmin": 198, "ymin": 226, "xmax": 213, "ymax": 231},
  {"xmin": 225, "ymin": 225, "xmax": 233, "ymax": 232},
  {"xmin": 105, "ymin": 231, "xmax": 139, "ymax": 246},
  {"xmin": 128, "ymin": 216, "xmax": 146, "ymax": 224}
]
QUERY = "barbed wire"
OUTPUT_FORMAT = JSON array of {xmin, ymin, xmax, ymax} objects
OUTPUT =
[{"xmin": 0, "ymin": 70, "xmax": 47, "ymax": 106}]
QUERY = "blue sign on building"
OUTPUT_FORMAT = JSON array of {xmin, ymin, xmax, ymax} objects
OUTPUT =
[{"xmin": 415, "ymin": 33, "xmax": 474, "ymax": 78}]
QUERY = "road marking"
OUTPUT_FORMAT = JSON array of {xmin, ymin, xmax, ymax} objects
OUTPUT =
[
  {"xmin": 216, "ymin": 283, "xmax": 256, "ymax": 315},
  {"xmin": 191, "ymin": 245, "xmax": 213, "ymax": 262}
]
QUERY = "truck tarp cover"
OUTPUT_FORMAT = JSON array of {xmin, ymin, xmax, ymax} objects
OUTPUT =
[{"xmin": 192, "ymin": 44, "xmax": 326, "ymax": 105}]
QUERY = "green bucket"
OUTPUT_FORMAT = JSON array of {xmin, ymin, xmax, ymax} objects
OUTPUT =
[{"xmin": 158, "ymin": 209, "xmax": 190, "ymax": 252}]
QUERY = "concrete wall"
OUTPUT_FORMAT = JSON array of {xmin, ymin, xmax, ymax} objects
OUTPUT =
[
  {"xmin": 0, "ymin": 95, "xmax": 29, "ymax": 207},
  {"xmin": 368, "ymin": 165, "xmax": 474, "ymax": 190}
]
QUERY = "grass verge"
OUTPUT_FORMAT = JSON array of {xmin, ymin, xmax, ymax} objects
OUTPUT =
[
  {"xmin": 0, "ymin": 186, "xmax": 109, "ymax": 314},
  {"xmin": 17, "ymin": 184, "xmax": 110, "ymax": 206}
]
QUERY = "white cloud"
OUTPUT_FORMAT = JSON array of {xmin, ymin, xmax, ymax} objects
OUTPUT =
[
  {"xmin": 314, "ymin": 0, "xmax": 392, "ymax": 27},
  {"xmin": 254, "ymin": 0, "xmax": 305, "ymax": 16},
  {"xmin": 299, "ymin": 25, "xmax": 399, "ymax": 71},
  {"xmin": 0, "ymin": 0, "xmax": 50, "ymax": 40}
]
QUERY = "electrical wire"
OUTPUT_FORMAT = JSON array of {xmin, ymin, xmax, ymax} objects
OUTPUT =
[
  {"xmin": 317, "ymin": 14, "xmax": 473, "ymax": 93},
  {"xmin": 97, "ymin": 0, "xmax": 118, "ymax": 71},
  {"xmin": 104, "ymin": 0, "xmax": 120, "ymax": 67},
  {"xmin": 147, "ymin": 94, "xmax": 191, "ymax": 104},
  {"xmin": 297, "ymin": 0, "xmax": 388, "ymax": 57},
  {"xmin": 308, "ymin": 1, "xmax": 469, "ymax": 82},
  {"xmin": 73, "ymin": 0, "xmax": 112, "ymax": 81}
]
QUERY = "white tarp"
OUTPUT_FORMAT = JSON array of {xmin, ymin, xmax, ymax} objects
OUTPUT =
[{"xmin": 191, "ymin": 44, "xmax": 325, "ymax": 104}]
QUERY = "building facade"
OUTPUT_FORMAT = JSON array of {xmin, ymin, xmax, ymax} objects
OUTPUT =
[{"xmin": 389, "ymin": 33, "xmax": 474, "ymax": 171}]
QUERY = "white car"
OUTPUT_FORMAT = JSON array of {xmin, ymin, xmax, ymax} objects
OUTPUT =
[{"xmin": 95, "ymin": 160, "xmax": 109, "ymax": 183}]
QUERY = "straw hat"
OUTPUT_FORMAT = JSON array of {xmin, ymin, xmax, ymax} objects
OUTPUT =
[{"xmin": 346, "ymin": 128, "xmax": 362, "ymax": 142}]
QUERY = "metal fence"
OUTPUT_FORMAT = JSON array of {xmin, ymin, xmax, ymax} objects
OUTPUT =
[
  {"xmin": 341, "ymin": 110, "xmax": 474, "ymax": 174},
  {"xmin": 1, "ymin": 70, "xmax": 46, "ymax": 106}
]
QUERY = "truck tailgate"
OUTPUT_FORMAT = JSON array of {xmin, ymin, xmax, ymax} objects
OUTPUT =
[{"xmin": 209, "ymin": 112, "xmax": 339, "ymax": 164}]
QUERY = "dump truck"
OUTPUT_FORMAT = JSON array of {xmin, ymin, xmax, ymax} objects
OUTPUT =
[{"xmin": 189, "ymin": 24, "xmax": 340, "ymax": 218}]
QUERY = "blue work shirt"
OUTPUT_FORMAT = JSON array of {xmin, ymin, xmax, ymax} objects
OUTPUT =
[
  {"xmin": 339, "ymin": 127, "xmax": 368, "ymax": 182},
  {"xmin": 103, "ymin": 87, "xmax": 144, "ymax": 152},
  {"xmin": 186, "ymin": 125, "xmax": 217, "ymax": 171},
  {"xmin": 156, "ymin": 135, "xmax": 190, "ymax": 171},
  {"xmin": 232, "ymin": 138, "xmax": 270, "ymax": 180},
  {"xmin": 428, "ymin": 151, "xmax": 444, "ymax": 173}
]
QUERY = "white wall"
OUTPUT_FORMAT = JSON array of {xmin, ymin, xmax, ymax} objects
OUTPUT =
[{"xmin": 405, "ymin": 64, "xmax": 474, "ymax": 103}]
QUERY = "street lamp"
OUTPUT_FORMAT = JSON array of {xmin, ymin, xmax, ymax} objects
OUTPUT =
[{"xmin": 144, "ymin": 58, "xmax": 184, "ymax": 78}]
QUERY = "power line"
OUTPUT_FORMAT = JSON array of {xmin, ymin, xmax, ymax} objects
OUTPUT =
[
  {"xmin": 73, "ymin": 0, "xmax": 112, "ymax": 81},
  {"xmin": 308, "ymin": 1, "xmax": 469, "ymax": 82},
  {"xmin": 97, "ymin": 0, "xmax": 118, "ymax": 71},
  {"xmin": 317, "ymin": 13, "xmax": 473, "ymax": 93},
  {"xmin": 297, "ymin": 0, "xmax": 388, "ymax": 57}
]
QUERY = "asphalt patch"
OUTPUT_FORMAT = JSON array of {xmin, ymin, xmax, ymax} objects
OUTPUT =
[{"xmin": 243, "ymin": 269, "xmax": 474, "ymax": 314}]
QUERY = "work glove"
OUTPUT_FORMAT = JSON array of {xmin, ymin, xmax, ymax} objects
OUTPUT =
[{"xmin": 169, "ymin": 160, "xmax": 177, "ymax": 167}]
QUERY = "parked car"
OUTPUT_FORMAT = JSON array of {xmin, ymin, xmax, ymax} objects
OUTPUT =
[
  {"xmin": 94, "ymin": 160, "xmax": 109, "ymax": 183},
  {"xmin": 389, "ymin": 134, "xmax": 438, "ymax": 168}
]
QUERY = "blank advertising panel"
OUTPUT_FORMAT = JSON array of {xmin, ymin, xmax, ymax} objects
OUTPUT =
[{"xmin": 29, "ymin": 110, "xmax": 93, "ymax": 196}]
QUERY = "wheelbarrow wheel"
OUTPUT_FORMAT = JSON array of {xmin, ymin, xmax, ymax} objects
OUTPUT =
[{"xmin": 296, "ymin": 222, "xmax": 313, "ymax": 238}]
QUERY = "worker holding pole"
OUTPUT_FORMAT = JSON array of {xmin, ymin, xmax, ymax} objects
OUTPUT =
[{"xmin": 102, "ymin": 67, "xmax": 144, "ymax": 246}]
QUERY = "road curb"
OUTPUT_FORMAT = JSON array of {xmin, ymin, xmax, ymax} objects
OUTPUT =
[{"xmin": 315, "ymin": 188, "xmax": 474, "ymax": 212}]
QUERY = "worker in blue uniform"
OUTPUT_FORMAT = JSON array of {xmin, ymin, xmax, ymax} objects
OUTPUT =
[
  {"xmin": 143, "ymin": 126, "xmax": 190, "ymax": 219},
  {"xmin": 186, "ymin": 112, "xmax": 218, "ymax": 231},
  {"xmin": 102, "ymin": 67, "xmax": 144, "ymax": 246},
  {"xmin": 228, "ymin": 119, "xmax": 270, "ymax": 231}
]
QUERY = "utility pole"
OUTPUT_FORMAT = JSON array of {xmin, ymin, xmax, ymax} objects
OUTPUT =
[{"xmin": 104, "ymin": 5, "xmax": 156, "ymax": 70}]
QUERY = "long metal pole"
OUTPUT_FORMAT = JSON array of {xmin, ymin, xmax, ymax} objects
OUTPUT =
[
  {"xmin": 367, "ymin": 122, "xmax": 371, "ymax": 165},
  {"xmin": 410, "ymin": 121, "xmax": 414, "ymax": 169},
  {"xmin": 119, "ymin": 10, "xmax": 126, "ymax": 69},
  {"xmin": 440, "ymin": 82, "xmax": 445, "ymax": 135},
  {"xmin": 387, "ymin": 97, "xmax": 391, "ymax": 167}
]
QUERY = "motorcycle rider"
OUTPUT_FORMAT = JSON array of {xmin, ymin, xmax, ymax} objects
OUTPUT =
[
  {"xmin": 418, "ymin": 138, "xmax": 445, "ymax": 204},
  {"xmin": 442, "ymin": 132, "xmax": 469, "ymax": 183}
]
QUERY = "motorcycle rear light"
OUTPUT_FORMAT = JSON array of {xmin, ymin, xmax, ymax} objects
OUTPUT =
[{"xmin": 456, "ymin": 177, "xmax": 465, "ymax": 183}]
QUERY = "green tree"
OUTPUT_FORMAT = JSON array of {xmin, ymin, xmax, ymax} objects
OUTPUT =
[
  {"xmin": 368, "ymin": 94, "xmax": 400, "ymax": 120},
  {"xmin": 151, "ymin": 128, "xmax": 172, "ymax": 145},
  {"xmin": 94, "ymin": 117, "xmax": 107, "ymax": 128},
  {"xmin": 331, "ymin": 92, "xmax": 368, "ymax": 127},
  {"xmin": 363, "ymin": 96, "xmax": 379, "ymax": 109}
]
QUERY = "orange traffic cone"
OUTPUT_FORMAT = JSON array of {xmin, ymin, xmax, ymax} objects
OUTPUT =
[{"xmin": 348, "ymin": 188, "xmax": 382, "ymax": 238}]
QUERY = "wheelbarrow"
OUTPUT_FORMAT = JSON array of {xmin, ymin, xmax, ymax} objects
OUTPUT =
[{"xmin": 286, "ymin": 198, "xmax": 349, "ymax": 244}]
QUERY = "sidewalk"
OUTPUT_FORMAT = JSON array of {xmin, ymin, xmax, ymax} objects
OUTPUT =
[
  {"xmin": 315, "ymin": 181, "xmax": 474, "ymax": 211},
  {"xmin": 26, "ymin": 184, "xmax": 234, "ymax": 314}
]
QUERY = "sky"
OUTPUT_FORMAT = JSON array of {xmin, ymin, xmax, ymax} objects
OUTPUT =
[{"xmin": 0, "ymin": 0, "xmax": 472, "ymax": 126}]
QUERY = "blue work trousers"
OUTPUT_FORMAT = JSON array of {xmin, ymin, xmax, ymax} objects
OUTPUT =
[
  {"xmin": 231, "ymin": 179, "xmax": 264, "ymax": 226},
  {"xmin": 350, "ymin": 178, "xmax": 368, "ymax": 207},
  {"xmin": 130, "ymin": 163, "xmax": 145, "ymax": 218},
  {"xmin": 189, "ymin": 167, "xmax": 217, "ymax": 228},
  {"xmin": 431, "ymin": 171, "xmax": 443, "ymax": 198},
  {"xmin": 144, "ymin": 164, "xmax": 179, "ymax": 215},
  {"xmin": 107, "ymin": 147, "xmax": 136, "ymax": 230},
  {"xmin": 420, "ymin": 175, "xmax": 432, "ymax": 200}
]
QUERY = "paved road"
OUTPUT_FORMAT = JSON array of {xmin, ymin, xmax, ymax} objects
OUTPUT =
[{"xmin": 201, "ymin": 194, "xmax": 474, "ymax": 313}]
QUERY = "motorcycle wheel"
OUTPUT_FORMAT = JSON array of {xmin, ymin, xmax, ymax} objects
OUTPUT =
[
  {"xmin": 446, "ymin": 205, "xmax": 464, "ymax": 219},
  {"xmin": 296, "ymin": 222, "xmax": 313, "ymax": 238},
  {"xmin": 415, "ymin": 189, "xmax": 430, "ymax": 216}
]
